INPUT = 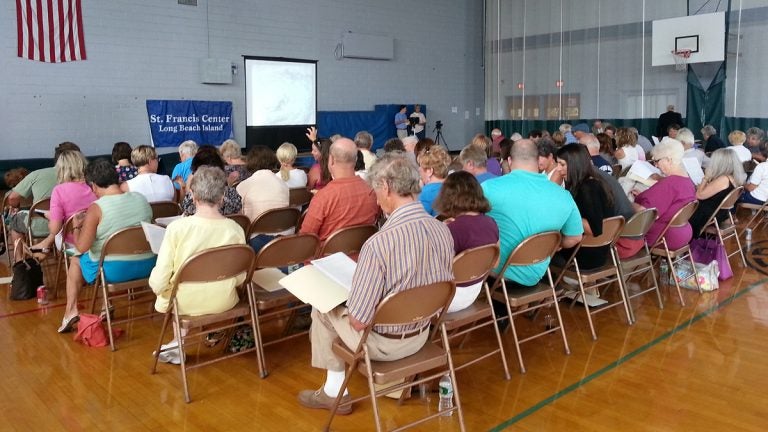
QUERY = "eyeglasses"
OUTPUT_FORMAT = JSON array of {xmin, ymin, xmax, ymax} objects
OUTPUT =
[{"xmin": 650, "ymin": 157, "xmax": 665, "ymax": 165}]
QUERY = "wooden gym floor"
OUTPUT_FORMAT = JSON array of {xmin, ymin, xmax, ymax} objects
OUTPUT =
[{"xmin": 0, "ymin": 232, "xmax": 766, "ymax": 431}]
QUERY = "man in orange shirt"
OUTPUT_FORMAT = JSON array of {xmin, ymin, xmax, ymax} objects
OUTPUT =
[{"xmin": 300, "ymin": 138, "xmax": 379, "ymax": 241}]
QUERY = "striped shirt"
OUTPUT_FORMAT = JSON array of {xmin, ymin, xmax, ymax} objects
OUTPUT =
[{"xmin": 347, "ymin": 201, "xmax": 454, "ymax": 334}]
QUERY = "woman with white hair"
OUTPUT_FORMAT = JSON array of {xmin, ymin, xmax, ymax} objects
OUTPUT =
[
  {"xmin": 629, "ymin": 139, "xmax": 696, "ymax": 253},
  {"xmin": 688, "ymin": 148, "xmax": 746, "ymax": 238},
  {"xmin": 220, "ymin": 139, "xmax": 250, "ymax": 185},
  {"xmin": 677, "ymin": 128, "xmax": 710, "ymax": 169}
]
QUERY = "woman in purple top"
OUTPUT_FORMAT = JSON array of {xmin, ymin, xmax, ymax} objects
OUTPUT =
[
  {"xmin": 31, "ymin": 150, "xmax": 97, "ymax": 251},
  {"xmin": 433, "ymin": 171, "xmax": 499, "ymax": 313},
  {"xmin": 632, "ymin": 139, "xmax": 696, "ymax": 251}
]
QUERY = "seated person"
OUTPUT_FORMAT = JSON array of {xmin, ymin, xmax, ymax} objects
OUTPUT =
[
  {"xmin": 58, "ymin": 159, "xmax": 155, "ymax": 333},
  {"xmin": 121, "ymin": 145, "xmax": 175, "ymax": 203},
  {"xmin": 741, "ymin": 147, "xmax": 768, "ymax": 205},
  {"xmin": 181, "ymin": 146, "xmax": 242, "ymax": 216},
  {"xmin": 459, "ymin": 144, "xmax": 498, "ymax": 184},
  {"xmin": 689, "ymin": 148, "xmax": 746, "ymax": 238},
  {"xmin": 417, "ymin": 145, "xmax": 452, "ymax": 216},
  {"xmin": 112, "ymin": 141, "xmax": 137, "ymax": 183},
  {"xmin": 31, "ymin": 150, "xmax": 96, "ymax": 252},
  {"xmin": 628, "ymin": 139, "xmax": 695, "ymax": 256},
  {"xmin": 220, "ymin": 139, "xmax": 250, "ymax": 185},
  {"xmin": 276, "ymin": 142, "xmax": 308, "ymax": 188},
  {"xmin": 7, "ymin": 141, "xmax": 80, "ymax": 262},
  {"xmin": 727, "ymin": 130, "xmax": 753, "ymax": 163},
  {"xmin": 149, "ymin": 166, "xmax": 247, "ymax": 364},
  {"xmin": 433, "ymin": 171, "xmax": 499, "ymax": 313},
  {"xmin": 171, "ymin": 140, "xmax": 198, "ymax": 190}
]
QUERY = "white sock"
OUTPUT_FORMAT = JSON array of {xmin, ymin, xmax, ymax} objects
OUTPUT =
[{"xmin": 323, "ymin": 370, "xmax": 349, "ymax": 397}]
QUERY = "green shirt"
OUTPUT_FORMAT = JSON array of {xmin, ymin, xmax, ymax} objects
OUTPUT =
[
  {"xmin": 12, "ymin": 167, "xmax": 56, "ymax": 201},
  {"xmin": 89, "ymin": 192, "xmax": 152, "ymax": 261}
]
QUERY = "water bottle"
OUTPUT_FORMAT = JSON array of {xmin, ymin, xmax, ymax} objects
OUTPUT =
[
  {"xmin": 746, "ymin": 228, "xmax": 753, "ymax": 241},
  {"xmin": 438, "ymin": 374, "xmax": 453, "ymax": 416}
]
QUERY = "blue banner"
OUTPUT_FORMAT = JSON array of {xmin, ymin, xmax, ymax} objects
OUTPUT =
[{"xmin": 146, "ymin": 100, "xmax": 234, "ymax": 147}]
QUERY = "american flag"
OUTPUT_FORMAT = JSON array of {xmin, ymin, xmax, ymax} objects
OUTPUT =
[{"xmin": 16, "ymin": 0, "xmax": 86, "ymax": 63}]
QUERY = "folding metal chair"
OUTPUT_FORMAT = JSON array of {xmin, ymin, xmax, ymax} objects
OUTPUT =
[
  {"xmin": 150, "ymin": 244, "xmax": 256, "ymax": 403},
  {"xmin": 88, "ymin": 226, "xmax": 157, "ymax": 351},
  {"xmin": 698, "ymin": 186, "xmax": 746, "ymax": 267},
  {"xmin": 615, "ymin": 208, "xmax": 663, "ymax": 324},
  {"xmin": 490, "ymin": 231, "xmax": 570, "ymax": 374},
  {"xmin": 247, "ymin": 207, "xmax": 301, "ymax": 239},
  {"xmin": 149, "ymin": 200, "xmax": 182, "ymax": 223},
  {"xmin": 1, "ymin": 191, "xmax": 33, "ymax": 267},
  {"xmin": 556, "ymin": 216, "xmax": 630, "ymax": 341},
  {"xmin": 324, "ymin": 281, "xmax": 465, "ymax": 432},
  {"xmin": 737, "ymin": 197, "xmax": 768, "ymax": 238},
  {"xmin": 438, "ymin": 244, "xmax": 510, "ymax": 378},
  {"xmin": 250, "ymin": 233, "xmax": 320, "ymax": 377},
  {"xmin": 26, "ymin": 198, "xmax": 56, "ymax": 285},
  {"xmin": 225, "ymin": 213, "xmax": 251, "ymax": 236},
  {"xmin": 289, "ymin": 187, "xmax": 313, "ymax": 208},
  {"xmin": 317, "ymin": 224, "xmax": 377, "ymax": 258},
  {"xmin": 52, "ymin": 211, "xmax": 85, "ymax": 300},
  {"xmin": 649, "ymin": 201, "xmax": 700, "ymax": 306}
]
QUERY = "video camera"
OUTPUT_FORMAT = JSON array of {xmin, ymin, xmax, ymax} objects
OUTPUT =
[{"xmin": 434, "ymin": 120, "xmax": 443, "ymax": 131}]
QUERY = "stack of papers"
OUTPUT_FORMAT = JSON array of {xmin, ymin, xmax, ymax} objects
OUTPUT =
[
  {"xmin": 141, "ymin": 222, "xmax": 166, "ymax": 254},
  {"xmin": 626, "ymin": 160, "xmax": 662, "ymax": 186},
  {"xmin": 278, "ymin": 252, "xmax": 358, "ymax": 313}
]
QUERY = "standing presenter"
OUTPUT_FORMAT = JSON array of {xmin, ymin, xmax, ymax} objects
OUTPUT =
[
  {"xmin": 394, "ymin": 105, "xmax": 408, "ymax": 139},
  {"xmin": 410, "ymin": 104, "xmax": 427, "ymax": 140}
]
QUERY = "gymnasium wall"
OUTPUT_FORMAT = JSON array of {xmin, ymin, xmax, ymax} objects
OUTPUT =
[
  {"xmin": 0, "ymin": 0, "xmax": 484, "ymax": 158},
  {"xmin": 485, "ymin": 0, "xmax": 768, "ymax": 139}
]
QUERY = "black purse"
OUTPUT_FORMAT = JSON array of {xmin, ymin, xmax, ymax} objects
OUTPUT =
[{"xmin": 9, "ymin": 240, "xmax": 43, "ymax": 301}]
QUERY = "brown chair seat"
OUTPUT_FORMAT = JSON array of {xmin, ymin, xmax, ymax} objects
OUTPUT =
[
  {"xmin": 492, "ymin": 282, "xmax": 553, "ymax": 308},
  {"xmin": 441, "ymin": 301, "xmax": 493, "ymax": 330}
]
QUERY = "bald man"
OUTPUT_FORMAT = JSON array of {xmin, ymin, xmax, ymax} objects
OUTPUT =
[
  {"xmin": 482, "ymin": 139, "xmax": 583, "ymax": 288},
  {"xmin": 300, "ymin": 138, "xmax": 380, "ymax": 241}
]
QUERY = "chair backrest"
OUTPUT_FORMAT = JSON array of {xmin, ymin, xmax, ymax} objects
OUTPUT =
[
  {"xmin": 150, "ymin": 201, "xmax": 182, "ymax": 222},
  {"xmin": 651, "ymin": 200, "xmax": 698, "ymax": 248},
  {"xmin": 503, "ymin": 231, "xmax": 562, "ymax": 268},
  {"xmin": 620, "ymin": 208, "xmax": 658, "ymax": 239},
  {"xmin": 580, "ymin": 215, "xmax": 625, "ymax": 248},
  {"xmin": 289, "ymin": 187, "xmax": 313, "ymax": 208},
  {"xmin": 698, "ymin": 186, "xmax": 744, "ymax": 235},
  {"xmin": 27, "ymin": 198, "xmax": 51, "ymax": 238},
  {"xmin": 226, "ymin": 214, "xmax": 251, "ymax": 235},
  {"xmin": 175, "ymin": 244, "xmax": 255, "ymax": 285},
  {"xmin": 452, "ymin": 244, "xmax": 500, "ymax": 286},
  {"xmin": 99, "ymin": 226, "xmax": 153, "ymax": 265},
  {"xmin": 254, "ymin": 233, "xmax": 320, "ymax": 268},
  {"xmin": 59, "ymin": 210, "xmax": 85, "ymax": 251},
  {"xmin": 247, "ymin": 207, "xmax": 301, "ymax": 237},
  {"xmin": 318, "ymin": 224, "xmax": 378, "ymax": 257},
  {"xmin": 372, "ymin": 281, "xmax": 455, "ymax": 328}
]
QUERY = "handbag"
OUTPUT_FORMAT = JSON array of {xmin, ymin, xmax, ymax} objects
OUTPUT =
[
  {"xmin": 73, "ymin": 314, "xmax": 123, "ymax": 347},
  {"xmin": 690, "ymin": 237, "xmax": 733, "ymax": 280},
  {"xmin": 9, "ymin": 240, "xmax": 43, "ymax": 301},
  {"xmin": 660, "ymin": 259, "xmax": 719, "ymax": 292}
]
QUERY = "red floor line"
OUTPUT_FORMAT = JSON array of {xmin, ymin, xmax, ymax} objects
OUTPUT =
[{"xmin": 0, "ymin": 302, "xmax": 67, "ymax": 319}]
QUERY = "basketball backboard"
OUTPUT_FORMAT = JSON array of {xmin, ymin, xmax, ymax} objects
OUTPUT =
[{"xmin": 652, "ymin": 12, "xmax": 725, "ymax": 66}]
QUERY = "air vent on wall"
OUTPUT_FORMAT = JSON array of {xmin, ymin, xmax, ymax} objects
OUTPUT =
[
  {"xmin": 340, "ymin": 32, "xmax": 393, "ymax": 60},
  {"xmin": 178, "ymin": 0, "xmax": 197, "ymax": 6}
]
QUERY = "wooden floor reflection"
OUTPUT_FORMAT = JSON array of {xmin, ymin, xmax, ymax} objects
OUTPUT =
[{"xmin": 1, "ymin": 238, "xmax": 766, "ymax": 431}]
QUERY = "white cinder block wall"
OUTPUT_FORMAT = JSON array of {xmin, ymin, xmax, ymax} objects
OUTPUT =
[{"xmin": 0, "ymin": 0, "xmax": 484, "ymax": 158}]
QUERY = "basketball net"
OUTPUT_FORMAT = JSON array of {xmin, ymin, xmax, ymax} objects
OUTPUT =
[{"xmin": 671, "ymin": 49, "xmax": 692, "ymax": 71}]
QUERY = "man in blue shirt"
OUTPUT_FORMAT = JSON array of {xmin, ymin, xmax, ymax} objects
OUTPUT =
[
  {"xmin": 482, "ymin": 139, "xmax": 583, "ymax": 287},
  {"xmin": 170, "ymin": 140, "xmax": 198, "ymax": 190},
  {"xmin": 394, "ymin": 105, "xmax": 408, "ymax": 139}
]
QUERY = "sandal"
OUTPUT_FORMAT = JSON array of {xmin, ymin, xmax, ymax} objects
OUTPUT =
[{"xmin": 57, "ymin": 315, "xmax": 80, "ymax": 333}]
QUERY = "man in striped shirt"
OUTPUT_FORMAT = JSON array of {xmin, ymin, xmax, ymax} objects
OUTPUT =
[{"xmin": 299, "ymin": 152, "xmax": 454, "ymax": 415}]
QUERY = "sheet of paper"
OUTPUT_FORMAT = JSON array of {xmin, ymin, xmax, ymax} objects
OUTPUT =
[
  {"xmin": 154, "ymin": 215, "xmax": 183, "ymax": 227},
  {"xmin": 682, "ymin": 157, "xmax": 705, "ymax": 185},
  {"xmin": 628, "ymin": 160, "xmax": 661, "ymax": 179},
  {"xmin": 278, "ymin": 265, "xmax": 350, "ymax": 313},
  {"xmin": 563, "ymin": 291, "xmax": 608, "ymax": 307},
  {"xmin": 652, "ymin": 136, "xmax": 660, "ymax": 146},
  {"xmin": 310, "ymin": 252, "xmax": 358, "ymax": 292},
  {"xmin": 251, "ymin": 268, "xmax": 287, "ymax": 292},
  {"xmin": 141, "ymin": 222, "xmax": 166, "ymax": 254}
]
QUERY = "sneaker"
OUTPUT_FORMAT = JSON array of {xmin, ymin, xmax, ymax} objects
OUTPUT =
[
  {"xmin": 297, "ymin": 388, "xmax": 352, "ymax": 415},
  {"xmin": 153, "ymin": 341, "xmax": 184, "ymax": 365}
]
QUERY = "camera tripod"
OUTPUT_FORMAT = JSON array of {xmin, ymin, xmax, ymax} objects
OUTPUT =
[{"xmin": 433, "ymin": 125, "xmax": 447, "ymax": 147}]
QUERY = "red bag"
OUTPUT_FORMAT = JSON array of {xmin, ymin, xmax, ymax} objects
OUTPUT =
[{"xmin": 73, "ymin": 314, "xmax": 123, "ymax": 347}]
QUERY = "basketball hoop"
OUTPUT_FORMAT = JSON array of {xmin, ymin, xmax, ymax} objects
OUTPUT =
[{"xmin": 671, "ymin": 49, "xmax": 692, "ymax": 71}]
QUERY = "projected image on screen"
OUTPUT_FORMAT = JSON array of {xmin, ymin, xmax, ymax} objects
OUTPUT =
[{"xmin": 245, "ymin": 59, "xmax": 316, "ymax": 127}]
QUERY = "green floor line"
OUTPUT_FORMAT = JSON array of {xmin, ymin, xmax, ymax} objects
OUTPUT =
[{"xmin": 489, "ymin": 278, "xmax": 766, "ymax": 432}]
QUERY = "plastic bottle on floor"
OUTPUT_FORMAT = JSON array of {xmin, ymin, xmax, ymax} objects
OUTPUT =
[{"xmin": 438, "ymin": 374, "xmax": 453, "ymax": 416}]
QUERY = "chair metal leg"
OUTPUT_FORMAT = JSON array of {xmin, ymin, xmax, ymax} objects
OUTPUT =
[
  {"xmin": 174, "ymin": 315, "xmax": 191, "ymax": 403},
  {"xmin": 150, "ymin": 312, "xmax": 172, "ymax": 374},
  {"xmin": 363, "ymin": 348, "xmax": 384, "ymax": 432},
  {"xmin": 252, "ymin": 306, "xmax": 268, "ymax": 378},
  {"xmin": 501, "ymin": 280, "xmax": 526, "ymax": 374},
  {"xmin": 323, "ymin": 364, "xmax": 356, "ymax": 432},
  {"xmin": 441, "ymin": 324, "xmax": 466, "ymax": 432},
  {"xmin": 484, "ymin": 284, "xmax": 511, "ymax": 380}
]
